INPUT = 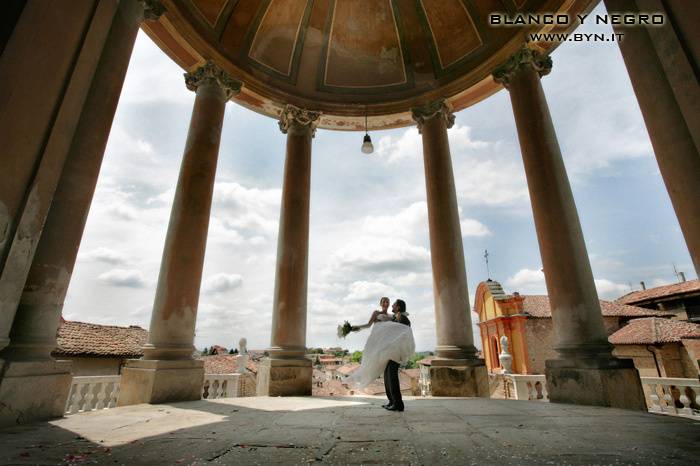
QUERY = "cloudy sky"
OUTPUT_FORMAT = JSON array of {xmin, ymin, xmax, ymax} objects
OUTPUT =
[{"xmin": 62, "ymin": 4, "xmax": 695, "ymax": 352}]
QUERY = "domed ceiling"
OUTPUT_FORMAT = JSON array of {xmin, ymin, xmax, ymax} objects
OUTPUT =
[{"xmin": 144, "ymin": 0, "xmax": 595, "ymax": 130}]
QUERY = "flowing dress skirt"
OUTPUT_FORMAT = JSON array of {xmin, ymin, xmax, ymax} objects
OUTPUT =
[{"xmin": 346, "ymin": 321, "xmax": 415, "ymax": 389}]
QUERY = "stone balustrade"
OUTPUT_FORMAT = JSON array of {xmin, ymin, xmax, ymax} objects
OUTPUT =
[
  {"xmin": 65, "ymin": 376, "xmax": 121, "ymax": 414},
  {"xmin": 641, "ymin": 377, "xmax": 699, "ymax": 417},
  {"xmin": 202, "ymin": 374, "xmax": 241, "ymax": 399},
  {"xmin": 505, "ymin": 374, "xmax": 549, "ymax": 401}
]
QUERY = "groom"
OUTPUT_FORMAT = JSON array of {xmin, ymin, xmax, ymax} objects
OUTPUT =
[{"xmin": 383, "ymin": 299, "xmax": 411, "ymax": 412}]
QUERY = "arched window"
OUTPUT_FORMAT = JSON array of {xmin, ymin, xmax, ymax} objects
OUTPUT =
[{"xmin": 490, "ymin": 335, "xmax": 500, "ymax": 369}]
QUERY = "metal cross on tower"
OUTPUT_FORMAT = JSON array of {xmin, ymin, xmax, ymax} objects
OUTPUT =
[{"xmin": 484, "ymin": 249, "xmax": 490, "ymax": 279}]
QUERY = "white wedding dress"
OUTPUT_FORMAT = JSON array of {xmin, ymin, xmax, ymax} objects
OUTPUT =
[{"xmin": 346, "ymin": 314, "xmax": 416, "ymax": 389}]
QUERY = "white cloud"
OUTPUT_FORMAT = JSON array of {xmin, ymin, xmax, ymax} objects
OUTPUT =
[
  {"xmin": 118, "ymin": 31, "xmax": 192, "ymax": 105},
  {"xmin": 330, "ymin": 237, "xmax": 430, "ymax": 276},
  {"xmin": 505, "ymin": 268, "xmax": 546, "ymax": 294},
  {"xmin": 375, "ymin": 127, "xmax": 422, "ymax": 163},
  {"xmin": 594, "ymin": 279, "xmax": 630, "ymax": 300},
  {"xmin": 362, "ymin": 202, "xmax": 427, "ymax": 240},
  {"xmin": 343, "ymin": 281, "xmax": 399, "ymax": 302},
  {"xmin": 211, "ymin": 182, "xmax": 280, "ymax": 238},
  {"xmin": 78, "ymin": 247, "xmax": 128, "ymax": 265},
  {"xmin": 97, "ymin": 269, "xmax": 146, "ymax": 288},
  {"xmin": 460, "ymin": 218, "xmax": 491, "ymax": 237},
  {"xmin": 203, "ymin": 273, "xmax": 243, "ymax": 293},
  {"xmin": 506, "ymin": 268, "xmax": 633, "ymax": 300},
  {"xmin": 375, "ymin": 124, "xmax": 489, "ymax": 164}
]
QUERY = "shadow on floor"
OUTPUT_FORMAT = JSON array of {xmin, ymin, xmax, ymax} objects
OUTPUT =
[{"xmin": 0, "ymin": 396, "xmax": 698, "ymax": 465}]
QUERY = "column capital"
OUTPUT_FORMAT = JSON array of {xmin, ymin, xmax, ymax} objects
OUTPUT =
[
  {"xmin": 411, "ymin": 100, "xmax": 455, "ymax": 133},
  {"xmin": 140, "ymin": 0, "xmax": 166, "ymax": 21},
  {"xmin": 278, "ymin": 104, "xmax": 321, "ymax": 137},
  {"xmin": 492, "ymin": 47, "xmax": 552, "ymax": 88},
  {"xmin": 184, "ymin": 60, "xmax": 242, "ymax": 99}
]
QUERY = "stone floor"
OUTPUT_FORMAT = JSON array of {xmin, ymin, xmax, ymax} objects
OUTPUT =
[{"xmin": 0, "ymin": 396, "xmax": 698, "ymax": 465}]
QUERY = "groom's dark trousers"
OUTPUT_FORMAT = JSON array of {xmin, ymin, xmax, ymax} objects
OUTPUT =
[{"xmin": 384, "ymin": 360, "xmax": 402, "ymax": 409}]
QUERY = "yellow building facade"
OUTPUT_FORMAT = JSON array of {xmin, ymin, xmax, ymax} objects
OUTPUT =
[{"xmin": 474, "ymin": 280, "xmax": 531, "ymax": 374}]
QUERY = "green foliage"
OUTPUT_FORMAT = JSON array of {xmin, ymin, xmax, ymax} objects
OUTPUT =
[
  {"xmin": 333, "ymin": 349, "xmax": 349, "ymax": 357},
  {"xmin": 202, "ymin": 347, "xmax": 209, "ymax": 355},
  {"xmin": 351, "ymin": 351, "xmax": 362, "ymax": 363},
  {"xmin": 403, "ymin": 353, "xmax": 425, "ymax": 369}
]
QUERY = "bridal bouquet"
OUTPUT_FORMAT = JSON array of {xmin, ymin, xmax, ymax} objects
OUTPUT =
[{"xmin": 337, "ymin": 321, "xmax": 359, "ymax": 338}]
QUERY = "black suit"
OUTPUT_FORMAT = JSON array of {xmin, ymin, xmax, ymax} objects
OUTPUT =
[{"xmin": 384, "ymin": 313, "xmax": 411, "ymax": 410}]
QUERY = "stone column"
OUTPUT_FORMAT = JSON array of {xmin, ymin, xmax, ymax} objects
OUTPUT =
[
  {"xmin": 493, "ymin": 47, "xmax": 645, "ymax": 410},
  {"xmin": 118, "ymin": 61, "xmax": 240, "ymax": 406},
  {"xmin": 0, "ymin": 0, "xmax": 165, "ymax": 428},
  {"xmin": 0, "ymin": 0, "xmax": 117, "ymax": 354},
  {"xmin": 411, "ymin": 101, "xmax": 488, "ymax": 398},
  {"xmin": 604, "ymin": 0, "xmax": 700, "ymax": 276},
  {"xmin": 4, "ymin": 0, "xmax": 159, "ymax": 363},
  {"xmin": 256, "ymin": 105, "xmax": 318, "ymax": 397}
]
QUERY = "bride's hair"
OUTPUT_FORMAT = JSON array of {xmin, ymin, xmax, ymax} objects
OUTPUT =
[
  {"xmin": 395, "ymin": 299, "xmax": 406, "ymax": 313},
  {"xmin": 380, "ymin": 296, "xmax": 389, "ymax": 304}
]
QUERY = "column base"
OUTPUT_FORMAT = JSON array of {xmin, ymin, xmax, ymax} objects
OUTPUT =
[
  {"xmin": 117, "ymin": 359, "xmax": 204, "ymax": 406},
  {"xmin": 545, "ymin": 357, "xmax": 646, "ymax": 410},
  {"xmin": 0, "ymin": 358, "xmax": 72, "ymax": 427},
  {"xmin": 429, "ymin": 358, "xmax": 489, "ymax": 397},
  {"xmin": 256, "ymin": 357, "xmax": 312, "ymax": 396}
]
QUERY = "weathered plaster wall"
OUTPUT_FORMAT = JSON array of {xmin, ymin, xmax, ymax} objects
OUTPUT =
[
  {"xmin": 60, "ymin": 357, "xmax": 123, "ymax": 376},
  {"xmin": 524, "ymin": 319, "xmax": 558, "ymax": 374}
]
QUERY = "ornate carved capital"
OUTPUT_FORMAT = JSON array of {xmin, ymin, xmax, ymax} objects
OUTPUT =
[
  {"xmin": 278, "ymin": 105, "xmax": 321, "ymax": 136},
  {"xmin": 492, "ymin": 47, "xmax": 552, "ymax": 88},
  {"xmin": 184, "ymin": 61, "xmax": 242, "ymax": 100},
  {"xmin": 140, "ymin": 0, "xmax": 166, "ymax": 21},
  {"xmin": 411, "ymin": 100, "xmax": 455, "ymax": 133}
]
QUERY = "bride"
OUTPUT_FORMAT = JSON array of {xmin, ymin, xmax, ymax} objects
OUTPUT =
[{"xmin": 345, "ymin": 297, "xmax": 415, "ymax": 389}]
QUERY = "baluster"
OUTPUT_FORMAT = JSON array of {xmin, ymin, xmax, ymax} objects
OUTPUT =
[
  {"xmin": 678, "ymin": 385, "xmax": 692, "ymax": 415},
  {"xmin": 202, "ymin": 380, "xmax": 210, "ymax": 399},
  {"xmin": 647, "ymin": 383, "xmax": 661, "ymax": 412},
  {"xmin": 212, "ymin": 380, "xmax": 221, "ymax": 399},
  {"xmin": 104, "ymin": 382, "xmax": 114, "ymax": 408},
  {"xmin": 221, "ymin": 380, "xmax": 229, "ymax": 398},
  {"xmin": 686, "ymin": 386, "xmax": 699, "ymax": 415},
  {"xmin": 109, "ymin": 381, "xmax": 120, "ymax": 408},
  {"xmin": 94, "ymin": 382, "xmax": 106, "ymax": 410},
  {"xmin": 67, "ymin": 383, "xmax": 80, "ymax": 414},
  {"xmin": 86, "ymin": 383, "xmax": 100, "ymax": 411},
  {"xmin": 541, "ymin": 380, "xmax": 549, "ymax": 401},
  {"xmin": 534, "ymin": 381, "xmax": 544, "ymax": 400},
  {"xmin": 76, "ymin": 383, "xmax": 87, "ymax": 412}
]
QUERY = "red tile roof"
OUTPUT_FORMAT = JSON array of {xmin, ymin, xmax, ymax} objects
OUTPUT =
[
  {"xmin": 336, "ymin": 363, "xmax": 360, "ymax": 376},
  {"xmin": 401, "ymin": 368, "xmax": 421, "ymax": 380},
  {"xmin": 312, "ymin": 378, "xmax": 351, "ymax": 397},
  {"xmin": 361, "ymin": 373, "xmax": 413, "ymax": 395},
  {"xmin": 209, "ymin": 345, "xmax": 228, "ymax": 355},
  {"xmin": 521, "ymin": 295, "xmax": 672, "ymax": 319},
  {"xmin": 53, "ymin": 321, "xmax": 147, "ymax": 358},
  {"xmin": 608, "ymin": 317, "xmax": 700, "ymax": 345},
  {"xmin": 417, "ymin": 357, "xmax": 434, "ymax": 366},
  {"xmin": 197, "ymin": 354, "xmax": 259, "ymax": 374},
  {"xmin": 616, "ymin": 279, "xmax": 700, "ymax": 305}
]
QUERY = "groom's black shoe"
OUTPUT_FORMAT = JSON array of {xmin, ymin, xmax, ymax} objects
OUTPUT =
[
  {"xmin": 381, "ymin": 403, "xmax": 391, "ymax": 409},
  {"xmin": 386, "ymin": 404, "xmax": 404, "ymax": 412}
]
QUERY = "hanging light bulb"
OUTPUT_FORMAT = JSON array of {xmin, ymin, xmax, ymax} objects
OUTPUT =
[{"xmin": 361, "ymin": 113, "xmax": 374, "ymax": 154}]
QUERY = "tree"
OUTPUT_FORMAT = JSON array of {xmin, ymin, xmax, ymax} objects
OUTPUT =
[
  {"xmin": 404, "ymin": 353, "xmax": 424, "ymax": 369},
  {"xmin": 202, "ymin": 347, "xmax": 209, "ymax": 355},
  {"xmin": 351, "ymin": 351, "xmax": 362, "ymax": 363}
]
